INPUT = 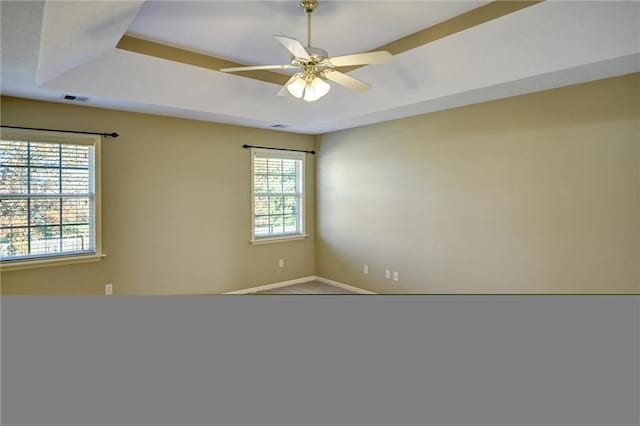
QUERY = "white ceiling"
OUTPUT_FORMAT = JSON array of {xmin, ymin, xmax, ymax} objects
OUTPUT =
[
  {"xmin": 127, "ymin": 1, "xmax": 489, "ymax": 66},
  {"xmin": 1, "ymin": 1, "xmax": 639, "ymax": 135}
]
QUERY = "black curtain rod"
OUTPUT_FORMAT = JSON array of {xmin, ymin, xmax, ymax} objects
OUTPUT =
[
  {"xmin": 1, "ymin": 125, "xmax": 119, "ymax": 138},
  {"xmin": 243, "ymin": 144, "xmax": 315, "ymax": 154}
]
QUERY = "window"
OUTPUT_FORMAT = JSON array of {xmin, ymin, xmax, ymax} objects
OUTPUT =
[
  {"xmin": 251, "ymin": 148, "xmax": 306, "ymax": 243},
  {"xmin": 0, "ymin": 129, "xmax": 101, "ymax": 267}
]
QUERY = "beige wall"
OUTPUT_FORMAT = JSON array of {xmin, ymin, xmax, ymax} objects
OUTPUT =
[
  {"xmin": 316, "ymin": 74, "xmax": 640, "ymax": 293},
  {"xmin": 3, "ymin": 74, "xmax": 639, "ymax": 294},
  {"xmin": 0, "ymin": 97, "xmax": 316, "ymax": 294}
]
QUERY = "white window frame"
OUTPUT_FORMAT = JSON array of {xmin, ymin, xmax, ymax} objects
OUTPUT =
[
  {"xmin": 250, "ymin": 148, "xmax": 308, "ymax": 245},
  {"xmin": 0, "ymin": 128, "xmax": 104, "ymax": 271}
]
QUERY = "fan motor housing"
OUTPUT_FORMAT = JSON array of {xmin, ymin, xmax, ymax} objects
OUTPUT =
[{"xmin": 306, "ymin": 46, "xmax": 328, "ymax": 59}]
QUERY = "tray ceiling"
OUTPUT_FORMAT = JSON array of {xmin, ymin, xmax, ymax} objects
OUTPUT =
[{"xmin": 1, "ymin": 1, "xmax": 638, "ymax": 134}]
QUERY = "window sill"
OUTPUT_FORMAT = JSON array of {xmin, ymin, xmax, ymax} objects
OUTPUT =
[
  {"xmin": 250, "ymin": 235, "xmax": 309, "ymax": 245},
  {"xmin": 1, "ymin": 253, "xmax": 106, "ymax": 272}
]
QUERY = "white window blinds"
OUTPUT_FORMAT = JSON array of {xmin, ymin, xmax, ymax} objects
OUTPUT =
[
  {"xmin": 251, "ymin": 148, "xmax": 305, "ymax": 240},
  {"xmin": 0, "ymin": 137, "xmax": 97, "ymax": 261}
]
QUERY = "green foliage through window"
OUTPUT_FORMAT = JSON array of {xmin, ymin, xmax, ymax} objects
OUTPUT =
[
  {"xmin": 1, "ymin": 139, "xmax": 95, "ymax": 260},
  {"xmin": 252, "ymin": 151, "xmax": 304, "ymax": 239}
]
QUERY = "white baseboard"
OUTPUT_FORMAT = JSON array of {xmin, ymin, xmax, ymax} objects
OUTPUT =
[
  {"xmin": 222, "ymin": 275, "xmax": 376, "ymax": 294},
  {"xmin": 313, "ymin": 276, "xmax": 377, "ymax": 294},
  {"xmin": 222, "ymin": 276, "xmax": 316, "ymax": 294}
]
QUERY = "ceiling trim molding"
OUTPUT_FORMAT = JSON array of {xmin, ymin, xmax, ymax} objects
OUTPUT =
[
  {"xmin": 340, "ymin": 0, "xmax": 545, "ymax": 73},
  {"xmin": 116, "ymin": 35, "xmax": 290, "ymax": 86},
  {"xmin": 119, "ymin": 1, "xmax": 544, "ymax": 86}
]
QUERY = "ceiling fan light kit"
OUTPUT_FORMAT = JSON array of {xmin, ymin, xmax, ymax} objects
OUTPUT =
[
  {"xmin": 220, "ymin": 0, "xmax": 393, "ymax": 102},
  {"xmin": 286, "ymin": 73, "xmax": 331, "ymax": 102}
]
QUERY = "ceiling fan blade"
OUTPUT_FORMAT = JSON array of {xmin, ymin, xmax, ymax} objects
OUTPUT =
[
  {"xmin": 277, "ymin": 74, "xmax": 300, "ymax": 96},
  {"xmin": 220, "ymin": 64, "xmax": 298, "ymax": 72},
  {"xmin": 323, "ymin": 70, "xmax": 371, "ymax": 92},
  {"xmin": 329, "ymin": 51, "xmax": 393, "ymax": 67},
  {"xmin": 274, "ymin": 35, "xmax": 311, "ymax": 61}
]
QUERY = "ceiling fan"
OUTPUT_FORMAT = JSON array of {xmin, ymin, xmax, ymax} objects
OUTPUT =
[{"xmin": 220, "ymin": 0, "xmax": 393, "ymax": 102}]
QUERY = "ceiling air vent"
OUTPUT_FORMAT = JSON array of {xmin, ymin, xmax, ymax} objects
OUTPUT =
[
  {"xmin": 271, "ymin": 124, "xmax": 289, "ymax": 129},
  {"xmin": 63, "ymin": 94, "xmax": 89, "ymax": 102}
]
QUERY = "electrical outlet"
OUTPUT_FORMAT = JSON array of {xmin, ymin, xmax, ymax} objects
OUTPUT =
[
  {"xmin": 278, "ymin": 259, "xmax": 285, "ymax": 268},
  {"xmin": 393, "ymin": 272, "xmax": 399, "ymax": 282},
  {"xmin": 105, "ymin": 284, "xmax": 113, "ymax": 295},
  {"xmin": 363, "ymin": 265, "xmax": 369, "ymax": 274},
  {"xmin": 385, "ymin": 269, "xmax": 391, "ymax": 279}
]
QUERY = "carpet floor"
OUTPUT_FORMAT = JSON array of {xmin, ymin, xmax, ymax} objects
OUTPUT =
[{"xmin": 253, "ymin": 281, "xmax": 358, "ymax": 294}]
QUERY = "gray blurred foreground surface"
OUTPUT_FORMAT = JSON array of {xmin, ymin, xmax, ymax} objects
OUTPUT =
[{"xmin": 2, "ymin": 296, "xmax": 639, "ymax": 426}]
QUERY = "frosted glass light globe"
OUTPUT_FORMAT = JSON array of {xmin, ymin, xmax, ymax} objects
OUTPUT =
[
  {"xmin": 303, "ymin": 77, "xmax": 331, "ymax": 102},
  {"xmin": 286, "ymin": 75, "xmax": 306, "ymax": 99}
]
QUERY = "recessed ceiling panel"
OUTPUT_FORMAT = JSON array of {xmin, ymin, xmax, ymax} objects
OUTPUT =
[{"xmin": 126, "ymin": 1, "xmax": 490, "ymax": 66}]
